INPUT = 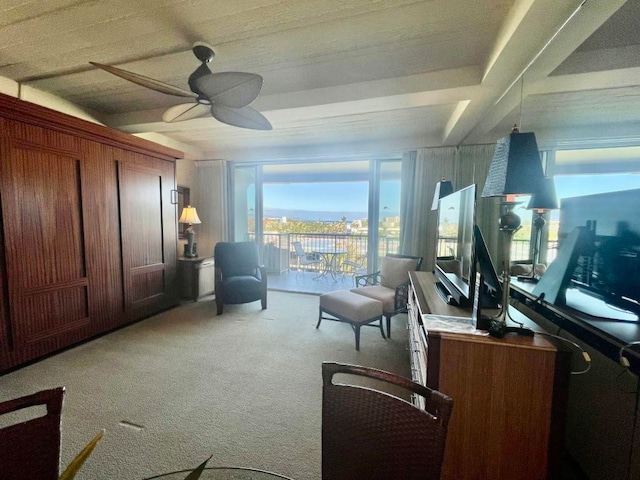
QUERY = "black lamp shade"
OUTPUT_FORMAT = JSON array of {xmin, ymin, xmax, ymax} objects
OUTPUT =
[
  {"xmin": 431, "ymin": 180, "xmax": 454, "ymax": 210},
  {"xmin": 527, "ymin": 177, "xmax": 559, "ymax": 210},
  {"xmin": 481, "ymin": 130, "xmax": 546, "ymax": 198}
]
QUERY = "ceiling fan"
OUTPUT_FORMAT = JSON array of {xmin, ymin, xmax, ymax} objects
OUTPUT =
[{"xmin": 90, "ymin": 42, "xmax": 272, "ymax": 130}]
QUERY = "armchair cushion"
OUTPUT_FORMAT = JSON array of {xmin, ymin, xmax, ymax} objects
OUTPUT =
[
  {"xmin": 379, "ymin": 256, "xmax": 420, "ymax": 289},
  {"xmin": 222, "ymin": 275, "xmax": 264, "ymax": 304},
  {"xmin": 350, "ymin": 285, "xmax": 396, "ymax": 314},
  {"xmin": 352, "ymin": 253, "xmax": 422, "ymax": 338}
]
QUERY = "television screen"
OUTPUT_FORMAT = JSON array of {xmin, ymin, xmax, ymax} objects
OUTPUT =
[
  {"xmin": 474, "ymin": 225, "xmax": 502, "ymax": 309},
  {"xmin": 557, "ymin": 188, "xmax": 640, "ymax": 317},
  {"xmin": 434, "ymin": 184, "xmax": 476, "ymax": 306}
]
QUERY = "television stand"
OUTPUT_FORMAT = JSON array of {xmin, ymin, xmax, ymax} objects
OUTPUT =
[{"xmin": 408, "ymin": 271, "xmax": 570, "ymax": 480}]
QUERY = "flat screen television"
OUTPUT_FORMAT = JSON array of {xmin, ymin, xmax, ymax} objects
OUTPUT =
[
  {"xmin": 434, "ymin": 184, "xmax": 476, "ymax": 306},
  {"xmin": 473, "ymin": 224, "xmax": 502, "ymax": 309},
  {"xmin": 555, "ymin": 188, "xmax": 640, "ymax": 318}
]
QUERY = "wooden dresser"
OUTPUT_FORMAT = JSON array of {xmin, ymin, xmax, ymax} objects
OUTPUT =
[{"xmin": 408, "ymin": 271, "xmax": 570, "ymax": 480}]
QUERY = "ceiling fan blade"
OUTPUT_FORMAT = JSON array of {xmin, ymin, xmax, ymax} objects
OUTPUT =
[
  {"xmin": 90, "ymin": 62, "xmax": 197, "ymax": 99},
  {"xmin": 194, "ymin": 72, "xmax": 263, "ymax": 108},
  {"xmin": 211, "ymin": 105, "xmax": 272, "ymax": 130},
  {"xmin": 162, "ymin": 103, "xmax": 210, "ymax": 123}
]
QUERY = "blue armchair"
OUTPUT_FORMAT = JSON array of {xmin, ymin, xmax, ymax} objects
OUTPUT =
[{"xmin": 214, "ymin": 241, "xmax": 267, "ymax": 315}]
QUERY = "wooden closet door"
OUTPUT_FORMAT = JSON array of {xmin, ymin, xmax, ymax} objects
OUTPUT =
[
  {"xmin": 0, "ymin": 139, "xmax": 89, "ymax": 347},
  {"xmin": 118, "ymin": 161, "xmax": 176, "ymax": 317}
]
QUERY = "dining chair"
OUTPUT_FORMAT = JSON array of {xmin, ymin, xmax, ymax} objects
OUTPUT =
[
  {"xmin": 0, "ymin": 387, "xmax": 65, "ymax": 480},
  {"xmin": 321, "ymin": 362, "xmax": 453, "ymax": 480},
  {"xmin": 351, "ymin": 253, "xmax": 423, "ymax": 337}
]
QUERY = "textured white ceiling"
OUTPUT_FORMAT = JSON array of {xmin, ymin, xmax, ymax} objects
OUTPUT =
[{"xmin": 0, "ymin": 0, "xmax": 638, "ymax": 160}]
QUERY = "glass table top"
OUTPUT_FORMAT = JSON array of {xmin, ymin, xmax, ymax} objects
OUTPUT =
[{"xmin": 145, "ymin": 466, "xmax": 294, "ymax": 480}]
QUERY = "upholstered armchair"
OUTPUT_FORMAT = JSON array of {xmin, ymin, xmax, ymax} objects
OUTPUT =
[
  {"xmin": 351, "ymin": 254, "xmax": 423, "ymax": 338},
  {"xmin": 214, "ymin": 241, "xmax": 267, "ymax": 315}
]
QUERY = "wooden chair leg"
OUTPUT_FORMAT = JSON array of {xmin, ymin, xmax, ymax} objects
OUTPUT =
[
  {"xmin": 316, "ymin": 308, "xmax": 323, "ymax": 329},
  {"xmin": 379, "ymin": 317, "xmax": 386, "ymax": 339},
  {"xmin": 386, "ymin": 315, "xmax": 392, "ymax": 338},
  {"xmin": 354, "ymin": 325, "xmax": 361, "ymax": 351}
]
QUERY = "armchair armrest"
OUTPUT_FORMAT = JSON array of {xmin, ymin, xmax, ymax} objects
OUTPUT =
[
  {"xmin": 354, "ymin": 271, "xmax": 380, "ymax": 288},
  {"xmin": 259, "ymin": 265, "xmax": 268, "ymax": 291},
  {"xmin": 393, "ymin": 280, "xmax": 411, "ymax": 313}
]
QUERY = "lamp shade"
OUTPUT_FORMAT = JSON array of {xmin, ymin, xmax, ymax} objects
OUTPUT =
[
  {"xmin": 526, "ymin": 177, "xmax": 559, "ymax": 211},
  {"xmin": 178, "ymin": 205, "xmax": 202, "ymax": 224},
  {"xmin": 431, "ymin": 180, "xmax": 454, "ymax": 210},
  {"xmin": 481, "ymin": 129, "xmax": 546, "ymax": 198}
]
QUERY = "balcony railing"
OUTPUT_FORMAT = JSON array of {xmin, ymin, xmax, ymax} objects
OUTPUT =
[
  {"xmin": 252, "ymin": 233, "xmax": 398, "ymax": 274},
  {"xmin": 250, "ymin": 233, "xmax": 557, "ymax": 275}
]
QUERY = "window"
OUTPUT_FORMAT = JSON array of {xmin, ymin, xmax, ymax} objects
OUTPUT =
[
  {"xmin": 229, "ymin": 159, "xmax": 401, "ymax": 292},
  {"xmin": 542, "ymin": 146, "xmax": 640, "ymax": 263}
]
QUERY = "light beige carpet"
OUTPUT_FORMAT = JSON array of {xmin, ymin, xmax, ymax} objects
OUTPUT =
[{"xmin": 0, "ymin": 291, "xmax": 410, "ymax": 480}]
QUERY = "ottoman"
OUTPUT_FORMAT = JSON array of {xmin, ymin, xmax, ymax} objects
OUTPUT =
[{"xmin": 317, "ymin": 290, "xmax": 385, "ymax": 350}]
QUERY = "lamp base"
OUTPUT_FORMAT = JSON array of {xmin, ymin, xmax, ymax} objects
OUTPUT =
[
  {"xmin": 488, "ymin": 319, "xmax": 535, "ymax": 338},
  {"xmin": 183, "ymin": 243, "xmax": 198, "ymax": 258}
]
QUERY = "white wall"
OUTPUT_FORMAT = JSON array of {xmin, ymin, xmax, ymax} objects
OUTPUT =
[{"xmin": 0, "ymin": 75, "xmax": 104, "ymax": 124}]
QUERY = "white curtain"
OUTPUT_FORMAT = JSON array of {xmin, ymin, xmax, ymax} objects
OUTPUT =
[
  {"xmin": 400, "ymin": 146, "xmax": 457, "ymax": 271},
  {"xmin": 457, "ymin": 144, "xmax": 501, "ymax": 265},
  {"xmin": 196, "ymin": 159, "xmax": 228, "ymax": 256},
  {"xmin": 400, "ymin": 144, "xmax": 500, "ymax": 272}
]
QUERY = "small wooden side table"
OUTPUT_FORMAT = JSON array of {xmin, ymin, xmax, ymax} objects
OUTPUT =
[{"xmin": 178, "ymin": 256, "xmax": 215, "ymax": 301}]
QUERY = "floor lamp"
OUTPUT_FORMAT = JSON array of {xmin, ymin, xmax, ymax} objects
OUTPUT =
[
  {"xmin": 481, "ymin": 126, "xmax": 546, "ymax": 337},
  {"xmin": 519, "ymin": 177, "xmax": 559, "ymax": 282}
]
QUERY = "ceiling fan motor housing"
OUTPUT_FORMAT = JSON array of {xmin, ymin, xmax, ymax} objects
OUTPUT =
[{"xmin": 192, "ymin": 42, "xmax": 215, "ymax": 64}]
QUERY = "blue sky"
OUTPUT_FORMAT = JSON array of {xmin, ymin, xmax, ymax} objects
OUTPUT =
[
  {"xmin": 264, "ymin": 181, "xmax": 400, "ymax": 213},
  {"xmin": 555, "ymin": 173, "xmax": 640, "ymax": 199},
  {"xmin": 261, "ymin": 173, "xmax": 640, "ymax": 213}
]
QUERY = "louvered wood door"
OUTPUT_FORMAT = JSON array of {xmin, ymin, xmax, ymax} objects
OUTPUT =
[
  {"xmin": 118, "ymin": 159, "xmax": 177, "ymax": 317},
  {"xmin": 0, "ymin": 139, "xmax": 90, "ymax": 347}
]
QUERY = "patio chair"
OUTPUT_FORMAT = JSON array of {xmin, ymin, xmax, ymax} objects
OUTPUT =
[
  {"xmin": 351, "ymin": 253, "xmax": 422, "ymax": 338},
  {"xmin": 0, "ymin": 387, "xmax": 65, "ymax": 480},
  {"xmin": 292, "ymin": 241, "xmax": 323, "ymax": 277},
  {"xmin": 341, "ymin": 254, "xmax": 366, "ymax": 277},
  {"xmin": 321, "ymin": 362, "xmax": 453, "ymax": 480}
]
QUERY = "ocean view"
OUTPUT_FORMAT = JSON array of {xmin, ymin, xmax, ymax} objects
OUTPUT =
[{"xmin": 263, "ymin": 207, "xmax": 392, "ymax": 223}]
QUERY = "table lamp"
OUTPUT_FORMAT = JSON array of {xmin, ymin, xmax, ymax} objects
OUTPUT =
[
  {"xmin": 520, "ymin": 176, "xmax": 559, "ymax": 282},
  {"xmin": 179, "ymin": 205, "xmax": 202, "ymax": 257},
  {"xmin": 481, "ymin": 126, "xmax": 546, "ymax": 337}
]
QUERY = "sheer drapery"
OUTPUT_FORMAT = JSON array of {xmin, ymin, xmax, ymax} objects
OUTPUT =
[
  {"xmin": 399, "ymin": 150, "xmax": 418, "ymax": 257},
  {"xmin": 197, "ymin": 159, "xmax": 228, "ymax": 255},
  {"xmin": 400, "ymin": 147, "xmax": 457, "ymax": 271},
  {"xmin": 457, "ymin": 144, "xmax": 500, "ymax": 266},
  {"xmin": 399, "ymin": 144, "xmax": 499, "ymax": 272}
]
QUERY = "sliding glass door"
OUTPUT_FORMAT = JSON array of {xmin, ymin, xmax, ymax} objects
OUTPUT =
[
  {"xmin": 231, "ymin": 165, "xmax": 261, "ymax": 243},
  {"xmin": 229, "ymin": 158, "xmax": 401, "ymax": 291}
]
